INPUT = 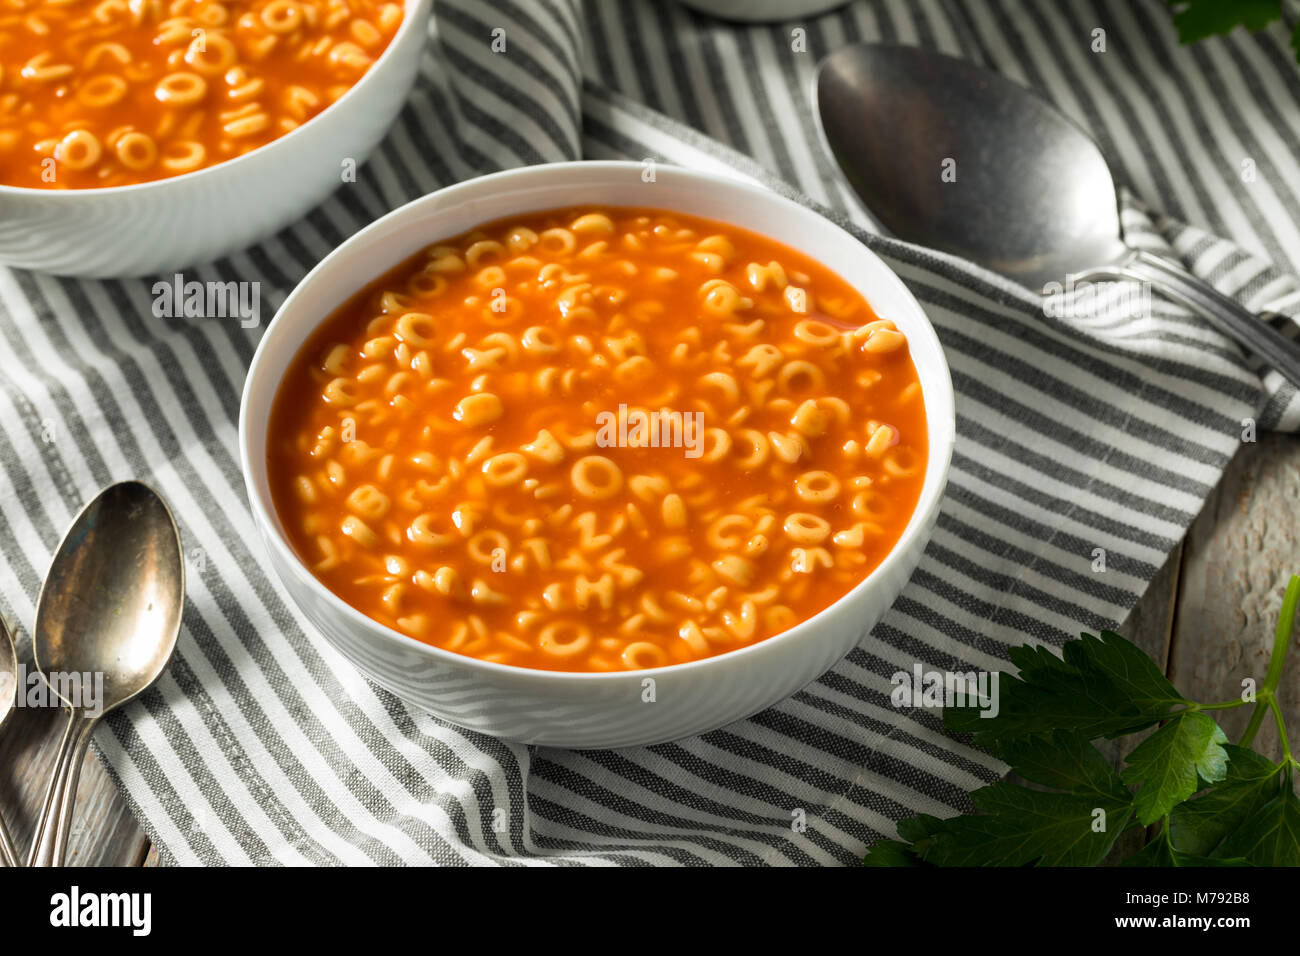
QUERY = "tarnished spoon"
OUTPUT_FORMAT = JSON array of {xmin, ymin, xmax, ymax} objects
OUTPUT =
[
  {"xmin": 27, "ymin": 481, "xmax": 184, "ymax": 867},
  {"xmin": 0, "ymin": 617, "xmax": 19, "ymax": 866},
  {"xmin": 814, "ymin": 43, "xmax": 1300, "ymax": 387}
]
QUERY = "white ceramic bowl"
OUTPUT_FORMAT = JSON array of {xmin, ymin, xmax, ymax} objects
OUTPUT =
[
  {"xmin": 0, "ymin": 0, "xmax": 431, "ymax": 278},
  {"xmin": 240, "ymin": 161, "xmax": 955, "ymax": 749}
]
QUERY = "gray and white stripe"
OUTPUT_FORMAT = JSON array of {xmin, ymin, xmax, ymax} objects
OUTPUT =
[{"xmin": 0, "ymin": 0, "xmax": 1296, "ymax": 865}]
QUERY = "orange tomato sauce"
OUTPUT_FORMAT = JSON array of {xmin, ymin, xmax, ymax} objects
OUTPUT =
[
  {"xmin": 268, "ymin": 207, "xmax": 929, "ymax": 672},
  {"xmin": 0, "ymin": 0, "xmax": 404, "ymax": 189}
]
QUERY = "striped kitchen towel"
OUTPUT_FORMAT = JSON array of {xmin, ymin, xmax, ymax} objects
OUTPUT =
[{"xmin": 1, "ymin": 0, "xmax": 1298, "ymax": 865}]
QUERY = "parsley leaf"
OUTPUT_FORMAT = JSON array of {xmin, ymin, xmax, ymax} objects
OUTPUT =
[
  {"xmin": 946, "ymin": 631, "xmax": 1186, "ymax": 744},
  {"xmin": 1121, "ymin": 712, "xmax": 1229, "ymax": 824},
  {"xmin": 1215, "ymin": 788, "xmax": 1300, "ymax": 866},
  {"xmin": 907, "ymin": 782, "xmax": 1132, "ymax": 867},
  {"xmin": 863, "ymin": 732, "xmax": 1133, "ymax": 867},
  {"xmin": 990, "ymin": 730, "xmax": 1131, "ymax": 801},
  {"xmin": 1121, "ymin": 830, "xmax": 1249, "ymax": 867},
  {"xmin": 1165, "ymin": 0, "xmax": 1283, "ymax": 44},
  {"xmin": 861, "ymin": 840, "xmax": 930, "ymax": 867},
  {"xmin": 866, "ymin": 576, "xmax": 1300, "ymax": 867},
  {"xmin": 1168, "ymin": 745, "xmax": 1283, "ymax": 856},
  {"xmin": 1164, "ymin": 0, "xmax": 1300, "ymax": 64}
]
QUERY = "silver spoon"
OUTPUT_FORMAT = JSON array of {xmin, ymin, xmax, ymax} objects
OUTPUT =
[
  {"xmin": 0, "ymin": 617, "xmax": 19, "ymax": 866},
  {"xmin": 814, "ymin": 43, "xmax": 1300, "ymax": 388},
  {"xmin": 27, "ymin": 481, "xmax": 184, "ymax": 867}
]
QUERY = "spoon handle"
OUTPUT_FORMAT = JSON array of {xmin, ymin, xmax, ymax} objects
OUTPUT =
[
  {"xmin": 0, "ymin": 810, "xmax": 18, "ymax": 866},
  {"xmin": 1077, "ymin": 250, "xmax": 1300, "ymax": 390},
  {"xmin": 27, "ymin": 709, "xmax": 99, "ymax": 867}
]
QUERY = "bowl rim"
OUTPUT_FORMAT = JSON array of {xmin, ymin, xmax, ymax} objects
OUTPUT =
[
  {"xmin": 239, "ymin": 159, "xmax": 956, "ymax": 683},
  {"xmin": 0, "ymin": 0, "xmax": 431, "ymax": 200}
]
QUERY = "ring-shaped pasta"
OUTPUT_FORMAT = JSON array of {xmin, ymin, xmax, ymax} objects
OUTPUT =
[
  {"xmin": 160, "ymin": 139, "xmax": 206, "ymax": 172},
  {"xmin": 394, "ymin": 312, "xmax": 439, "ymax": 348},
  {"xmin": 505, "ymin": 226, "xmax": 538, "ymax": 252},
  {"xmin": 406, "ymin": 269, "xmax": 448, "ymax": 298},
  {"xmin": 851, "ymin": 490, "xmax": 890, "ymax": 519},
  {"xmin": 793, "ymin": 319, "xmax": 841, "ymax": 348},
  {"xmin": 784, "ymin": 512, "xmax": 831, "ymax": 544},
  {"xmin": 778, "ymin": 360, "xmax": 826, "ymax": 395},
  {"xmin": 571, "ymin": 455, "xmax": 623, "ymax": 499},
  {"xmin": 155, "ymin": 71, "xmax": 207, "ymax": 105},
  {"xmin": 465, "ymin": 239, "xmax": 506, "ymax": 269},
  {"xmin": 621, "ymin": 641, "xmax": 667, "ymax": 669},
  {"xmin": 521, "ymin": 326, "xmax": 561, "ymax": 354},
  {"xmin": 322, "ymin": 377, "xmax": 359, "ymax": 406},
  {"xmin": 407, "ymin": 513, "xmax": 455, "ymax": 548},
  {"xmin": 53, "ymin": 129, "xmax": 102, "ymax": 171},
  {"xmin": 883, "ymin": 447, "xmax": 920, "ymax": 478},
  {"xmin": 184, "ymin": 32, "xmax": 238, "ymax": 74},
  {"xmin": 77, "ymin": 74, "xmax": 128, "ymax": 108},
  {"xmin": 466, "ymin": 529, "xmax": 509, "ymax": 564},
  {"xmin": 482, "ymin": 452, "xmax": 528, "ymax": 487},
  {"xmin": 260, "ymin": 0, "xmax": 304, "ymax": 33},
  {"xmin": 475, "ymin": 265, "xmax": 506, "ymax": 289},
  {"xmin": 537, "ymin": 228, "xmax": 577, "ymax": 256},
  {"xmin": 114, "ymin": 131, "xmax": 157, "ymax": 171},
  {"xmin": 377, "ymin": 291, "xmax": 412, "ymax": 316},
  {"xmin": 732, "ymin": 429, "xmax": 769, "ymax": 470},
  {"xmin": 481, "ymin": 295, "xmax": 523, "ymax": 327},
  {"xmin": 193, "ymin": 0, "xmax": 230, "ymax": 26},
  {"xmin": 795, "ymin": 470, "xmax": 840, "ymax": 504},
  {"xmin": 538, "ymin": 621, "xmax": 591, "ymax": 658}
]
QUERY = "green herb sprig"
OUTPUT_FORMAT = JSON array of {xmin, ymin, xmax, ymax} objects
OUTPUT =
[
  {"xmin": 1165, "ymin": 0, "xmax": 1300, "ymax": 63},
  {"xmin": 865, "ymin": 574, "xmax": 1300, "ymax": 867}
]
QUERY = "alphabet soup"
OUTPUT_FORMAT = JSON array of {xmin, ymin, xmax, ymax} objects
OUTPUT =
[
  {"xmin": 267, "ymin": 207, "xmax": 929, "ymax": 671},
  {"xmin": 0, "ymin": 0, "xmax": 404, "ymax": 188}
]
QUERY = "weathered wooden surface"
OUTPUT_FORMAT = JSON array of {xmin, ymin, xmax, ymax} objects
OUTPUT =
[
  {"xmin": 1101, "ymin": 543, "xmax": 1182, "ymax": 863},
  {"xmin": 5, "ymin": 436, "xmax": 1296, "ymax": 867},
  {"xmin": 1170, "ymin": 432, "xmax": 1300, "ymax": 763},
  {"xmin": 1103, "ymin": 431, "xmax": 1300, "ymax": 862}
]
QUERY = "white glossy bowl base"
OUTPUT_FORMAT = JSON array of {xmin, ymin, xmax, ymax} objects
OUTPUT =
[
  {"xmin": 0, "ymin": 0, "xmax": 431, "ymax": 278},
  {"xmin": 240, "ymin": 161, "xmax": 955, "ymax": 748}
]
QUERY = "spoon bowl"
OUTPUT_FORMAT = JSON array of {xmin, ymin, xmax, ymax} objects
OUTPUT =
[
  {"xmin": 34, "ymin": 484, "xmax": 185, "ymax": 712},
  {"xmin": 27, "ymin": 481, "xmax": 184, "ymax": 866},
  {"xmin": 815, "ymin": 43, "xmax": 1300, "ymax": 386},
  {"xmin": 815, "ymin": 43, "xmax": 1126, "ymax": 287}
]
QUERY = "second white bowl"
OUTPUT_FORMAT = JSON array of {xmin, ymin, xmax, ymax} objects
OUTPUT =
[{"xmin": 0, "ymin": 0, "xmax": 431, "ymax": 278}]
